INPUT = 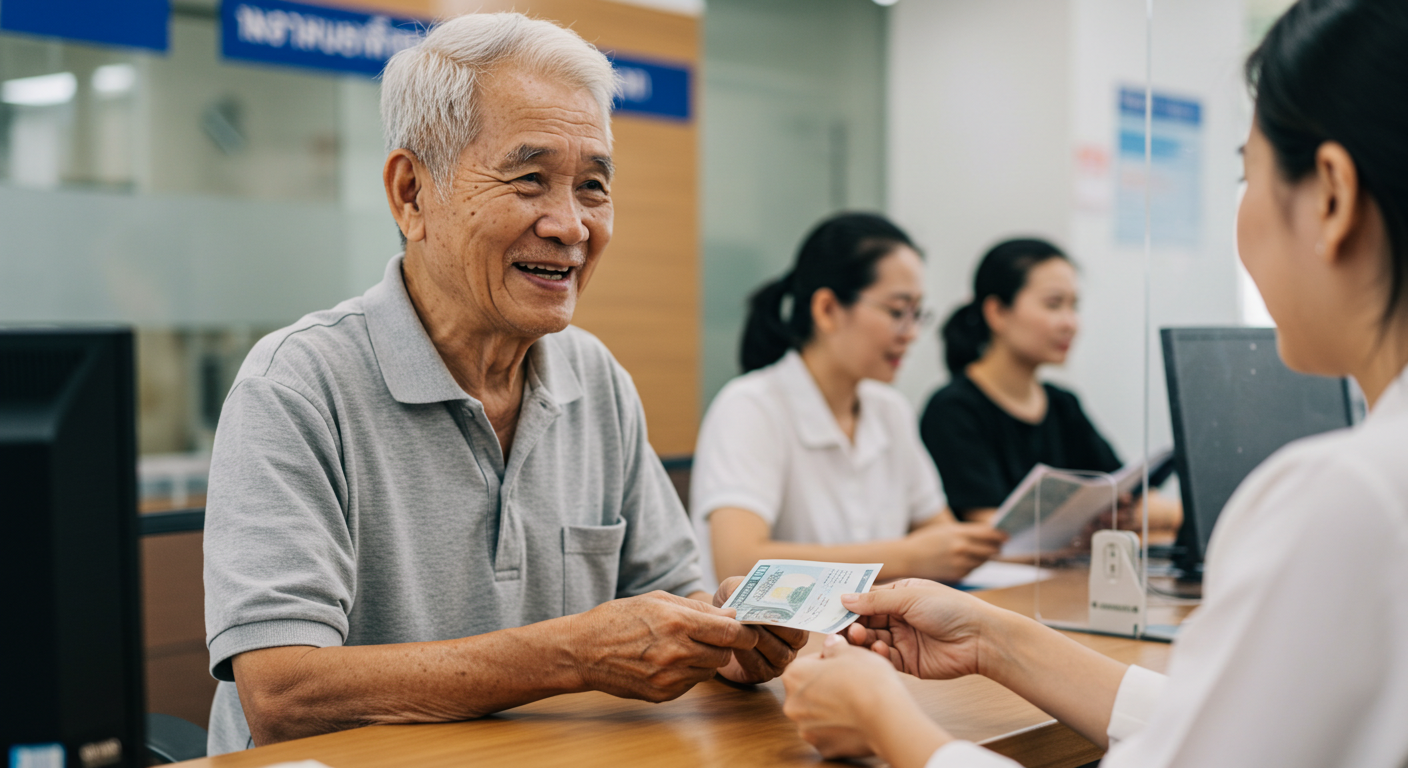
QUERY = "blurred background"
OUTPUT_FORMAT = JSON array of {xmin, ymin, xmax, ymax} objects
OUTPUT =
[{"xmin": 0, "ymin": 0, "xmax": 1292, "ymax": 506}]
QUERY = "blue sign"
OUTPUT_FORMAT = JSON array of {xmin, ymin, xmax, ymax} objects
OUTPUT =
[
  {"xmin": 611, "ymin": 54, "xmax": 691, "ymax": 121},
  {"xmin": 221, "ymin": 0, "xmax": 424, "ymax": 76},
  {"xmin": 1118, "ymin": 87, "xmax": 1201, "ymax": 126},
  {"xmin": 1115, "ymin": 86, "xmax": 1204, "ymax": 248},
  {"xmin": 0, "ymin": 0, "xmax": 169, "ymax": 52}
]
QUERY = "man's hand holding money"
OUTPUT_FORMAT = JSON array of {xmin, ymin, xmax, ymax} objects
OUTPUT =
[{"xmin": 712, "ymin": 576, "xmax": 809, "ymax": 684}]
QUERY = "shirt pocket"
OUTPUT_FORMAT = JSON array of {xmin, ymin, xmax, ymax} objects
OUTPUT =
[{"xmin": 561, "ymin": 519, "xmax": 627, "ymax": 615}]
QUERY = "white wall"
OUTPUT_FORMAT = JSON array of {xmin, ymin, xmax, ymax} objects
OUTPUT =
[
  {"xmin": 887, "ymin": 0, "xmax": 1073, "ymax": 411},
  {"xmin": 887, "ymin": 0, "xmax": 1248, "ymax": 462}
]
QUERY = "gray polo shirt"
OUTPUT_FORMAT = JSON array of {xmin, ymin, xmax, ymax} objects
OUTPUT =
[{"xmin": 203, "ymin": 254, "xmax": 703, "ymax": 754}]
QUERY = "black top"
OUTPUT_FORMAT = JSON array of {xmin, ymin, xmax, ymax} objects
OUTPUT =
[{"xmin": 920, "ymin": 374, "xmax": 1121, "ymax": 518}]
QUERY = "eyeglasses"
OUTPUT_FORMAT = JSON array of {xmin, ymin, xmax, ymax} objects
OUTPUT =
[{"xmin": 860, "ymin": 299, "xmax": 936, "ymax": 332}]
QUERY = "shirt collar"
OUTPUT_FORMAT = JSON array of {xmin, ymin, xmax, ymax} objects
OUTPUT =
[
  {"xmin": 1365, "ymin": 364, "xmax": 1408, "ymax": 422},
  {"xmin": 363, "ymin": 254, "xmax": 582, "ymax": 407},
  {"xmin": 776, "ymin": 349, "xmax": 890, "ymax": 464}
]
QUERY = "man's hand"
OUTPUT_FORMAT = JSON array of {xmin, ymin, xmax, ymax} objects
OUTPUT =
[
  {"xmin": 567, "ymin": 591, "xmax": 757, "ymax": 703},
  {"xmin": 711, "ymin": 576, "xmax": 808, "ymax": 684},
  {"xmin": 902, "ymin": 522, "xmax": 1007, "ymax": 583}
]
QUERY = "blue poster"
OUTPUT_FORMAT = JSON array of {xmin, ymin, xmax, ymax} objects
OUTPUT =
[
  {"xmin": 1115, "ymin": 87, "xmax": 1202, "ymax": 248},
  {"xmin": 610, "ymin": 54, "xmax": 691, "ymax": 121},
  {"xmin": 221, "ymin": 0, "xmax": 425, "ymax": 76},
  {"xmin": 0, "ymin": 0, "xmax": 170, "ymax": 52}
]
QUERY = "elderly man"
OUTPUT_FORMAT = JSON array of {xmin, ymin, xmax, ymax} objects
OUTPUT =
[{"xmin": 203, "ymin": 12, "xmax": 804, "ymax": 754}]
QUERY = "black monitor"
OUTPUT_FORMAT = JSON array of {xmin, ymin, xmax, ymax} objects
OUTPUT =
[
  {"xmin": 1, "ymin": 329, "xmax": 145, "ymax": 768},
  {"xmin": 1161, "ymin": 327, "xmax": 1353, "ymax": 580}
]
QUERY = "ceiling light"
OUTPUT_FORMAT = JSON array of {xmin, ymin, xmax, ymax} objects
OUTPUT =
[
  {"xmin": 2, "ymin": 72, "xmax": 77, "ymax": 107},
  {"xmin": 873, "ymin": 0, "xmax": 898, "ymax": 6},
  {"xmin": 93, "ymin": 64, "xmax": 137, "ymax": 96}
]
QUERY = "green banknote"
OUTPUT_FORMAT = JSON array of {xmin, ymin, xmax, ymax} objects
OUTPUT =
[{"xmin": 723, "ymin": 559, "xmax": 882, "ymax": 634}]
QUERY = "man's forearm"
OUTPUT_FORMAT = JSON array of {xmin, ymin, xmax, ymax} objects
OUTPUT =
[
  {"xmin": 980, "ymin": 609, "xmax": 1128, "ymax": 748},
  {"xmin": 234, "ymin": 615, "xmax": 584, "ymax": 746}
]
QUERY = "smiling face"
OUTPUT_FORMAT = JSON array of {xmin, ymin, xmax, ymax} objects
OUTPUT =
[
  {"xmin": 986, "ymin": 257, "xmax": 1079, "ymax": 367},
  {"xmin": 398, "ymin": 66, "xmax": 613, "ymax": 340},
  {"xmin": 816, "ymin": 246, "xmax": 926, "ymax": 384}
]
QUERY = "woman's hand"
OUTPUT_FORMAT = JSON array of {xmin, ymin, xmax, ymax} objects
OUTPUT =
[
  {"xmin": 841, "ymin": 579, "xmax": 1001, "ymax": 680},
  {"xmin": 901, "ymin": 522, "xmax": 1007, "ymax": 583},
  {"xmin": 782, "ymin": 635, "xmax": 952, "ymax": 766}
]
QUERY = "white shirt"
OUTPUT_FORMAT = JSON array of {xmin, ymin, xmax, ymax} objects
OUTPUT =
[
  {"xmin": 927, "ymin": 365, "xmax": 1408, "ymax": 768},
  {"xmin": 690, "ymin": 350, "xmax": 946, "ymax": 588}
]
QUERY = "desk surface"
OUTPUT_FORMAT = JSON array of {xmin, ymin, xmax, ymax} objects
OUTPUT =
[{"xmin": 176, "ymin": 571, "xmax": 1192, "ymax": 768}]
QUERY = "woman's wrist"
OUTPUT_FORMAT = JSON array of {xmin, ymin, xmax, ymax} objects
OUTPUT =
[
  {"xmin": 859, "ymin": 682, "xmax": 952, "ymax": 768},
  {"xmin": 974, "ymin": 602, "xmax": 1046, "ymax": 688}
]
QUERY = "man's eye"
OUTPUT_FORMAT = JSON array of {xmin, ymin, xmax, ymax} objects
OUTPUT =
[
  {"xmin": 580, "ymin": 179, "xmax": 606, "ymax": 192},
  {"xmin": 887, "ymin": 307, "xmax": 905, "ymax": 320},
  {"xmin": 515, "ymin": 172, "xmax": 541, "ymax": 184}
]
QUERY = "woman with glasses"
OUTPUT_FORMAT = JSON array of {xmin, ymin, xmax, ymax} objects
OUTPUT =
[
  {"xmin": 690, "ymin": 212, "xmax": 1006, "ymax": 589},
  {"xmin": 922, "ymin": 238, "xmax": 1180, "ymax": 530}
]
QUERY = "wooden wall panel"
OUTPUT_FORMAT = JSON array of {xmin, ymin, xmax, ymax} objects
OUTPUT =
[
  {"xmin": 142, "ymin": 532, "xmax": 218, "ymax": 729},
  {"xmin": 336, "ymin": 0, "xmax": 702, "ymax": 456}
]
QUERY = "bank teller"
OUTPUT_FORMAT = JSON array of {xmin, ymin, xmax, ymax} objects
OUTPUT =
[
  {"xmin": 781, "ymin": 1, "xmax": 1408, "ymax": 765},
  {"xmin": 690, "ymin": 213, "xmax": 1006, "ymax": 589},
  {"xmin": 922, "ymin": 238, "xmax": 1180, "ymax": 531}
]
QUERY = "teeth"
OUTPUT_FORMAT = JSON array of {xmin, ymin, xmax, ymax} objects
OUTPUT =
[{"xmin": 515, "ymin": 263, "xmax": 571, "ymax": 280}]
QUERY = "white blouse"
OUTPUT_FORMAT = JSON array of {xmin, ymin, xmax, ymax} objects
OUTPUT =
[
  {"xmin": 926, "ymin": 365, "xmax": 1408, "ymax": 768},
  {"xmin": 690, "ymin": 350, "xmax": 946, "ymax": 589}
]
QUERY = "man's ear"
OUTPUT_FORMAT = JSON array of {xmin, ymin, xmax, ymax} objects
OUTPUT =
[
  {"xmin": 1314, "ymin": 141, "xmax": 1362, "ymax": 266},
  {"xmin": 811, "ymin": 288, "xmax": 841, "ymax": 335},
  {"xmin": 385, "ymin": 148, "xmax": 428, "ymax": 244}
]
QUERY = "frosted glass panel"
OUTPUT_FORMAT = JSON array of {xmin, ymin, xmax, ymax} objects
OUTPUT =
[
  {"xmin": 700, "ymin": 0, "xmax": 887, "ymax": 408},
  {"xmin": 0, "ymin": 8, "xmax": 397, "ymax": 465}
]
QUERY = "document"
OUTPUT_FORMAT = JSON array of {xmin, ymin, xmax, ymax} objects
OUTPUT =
[
  {"xmin": 723, "ymin": 559, "xmax": 882, "ymax": 635},
  {"xmin": 992, "ymin": 448, "xmax": 1174, "ymax": 557},
  {"xmin": 958, "ymin": 561, "xmax": 1054, "ymax": 590}
]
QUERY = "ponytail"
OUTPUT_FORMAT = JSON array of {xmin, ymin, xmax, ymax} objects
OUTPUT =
[
  {"xmin": 941, "ymin": 301, "xmax": 988, "ymax": 377},
  {"xmin": 942, "ymin": 237, "xmax": 1071, "ymax": 377},
  {"xmin": 737, "ymin": 212, "xmax": 919, "ymax": 373},
  {"xmin": 740, "ymin": 273, "xmax": 796, "ymax": 373}
]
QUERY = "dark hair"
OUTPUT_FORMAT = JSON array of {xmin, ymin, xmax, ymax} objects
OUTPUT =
[
  {"xmin": 941, "ymin": 238, "xmax": 1069, "ymax": 376},
  {"xmin": 1247, "ymin": 0, "xmax": 1408, "ymax": 325},
  {"xmin": 739, "ymin": 212, "xmax": 918, "ymax": 373}
]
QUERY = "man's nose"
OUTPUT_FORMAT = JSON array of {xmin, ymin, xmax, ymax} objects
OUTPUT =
[{"xmin": 534, "ymin": 187, "xmax": 589, "ymax": 246}]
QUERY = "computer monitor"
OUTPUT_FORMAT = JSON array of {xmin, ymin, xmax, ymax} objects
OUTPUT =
[
  {"xmin": 1, "ymin": 329, "xmax": 145, "ymax": 768},
  {"xmin": 1161, "ymin": 327, "xmax": 1353, "ymax": 580}
]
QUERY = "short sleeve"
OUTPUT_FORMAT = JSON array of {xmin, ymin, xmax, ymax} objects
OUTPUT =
[
  {"xmin": 690, "ymin": 383, "xmax": 788, "ymax": 528},
  {"xmin": 204, "ymin": 377, "xmax": 354, "ymax": 682},
  {"xmin": 611, "ymin": 363, "xmax": 706, "ymax": 598},
  {"xmin": 920, "ymin": 388, "xmax": 1010, "ymax": 515}
]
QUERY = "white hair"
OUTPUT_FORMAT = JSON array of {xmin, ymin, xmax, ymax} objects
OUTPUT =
[{"xmin": 380, "ymin": 12, "xmax": 620, "ymax": 190}]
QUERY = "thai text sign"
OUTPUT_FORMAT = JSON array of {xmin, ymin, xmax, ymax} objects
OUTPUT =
[{"xmin": 221, "ymin": 0, "xmax": 424, "ymax": 76}]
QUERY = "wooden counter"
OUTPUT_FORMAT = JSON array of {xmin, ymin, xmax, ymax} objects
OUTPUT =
[{"xmin": 173, "ymin": 571, "xmax": 1188, "ymax": 768}]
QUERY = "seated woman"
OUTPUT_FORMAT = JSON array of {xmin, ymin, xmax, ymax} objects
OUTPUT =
[
  {"xmin": 690, "ymin": 213, "xmax": 1006, "ymax": 589},
  {"xmin": 921, "ymin": 238, "xmax": 1180, "ymax": 530},
  {"xmin": 781, "ymin": 1, "xmax": 1408, "ymax": 765}
]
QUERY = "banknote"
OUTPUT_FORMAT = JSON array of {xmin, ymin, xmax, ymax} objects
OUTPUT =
[{"xmin": 722, "ymin": 559, "xmax": 883, "ymax": 634}]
